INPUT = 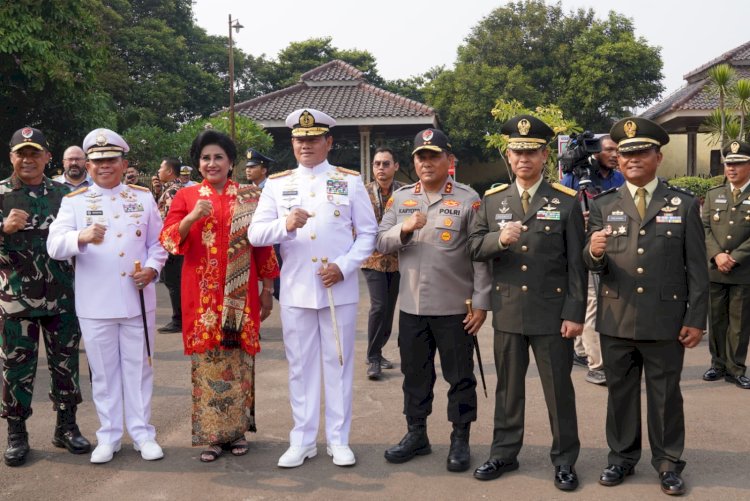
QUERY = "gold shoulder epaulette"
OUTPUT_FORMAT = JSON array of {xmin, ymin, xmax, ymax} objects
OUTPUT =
[
  {"xmin": 269, "ymin": 170, "xmax": 292, "ymax": 179},
  {"xmin": 336, "ymin": 166, "xmax": 360, "ymax": 176},
  {"xmin": 484, "ymin": 183, "xmax": 509, "ymax": 196},
  {"xmin": 128, "ymin": 184, "xmax": 151, "ymax": 192},
  {"xmin": 65, "ymin": 186, "xmax": 88, "ymax": 198},
  {"xmin": 551, "ymin": 182, "xmax": 577, "ymax": 197}
]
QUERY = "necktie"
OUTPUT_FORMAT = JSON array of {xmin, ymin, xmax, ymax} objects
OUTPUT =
[
  {"xmin": 636, "ymin": 187, "xmax": 647, "ymax": 220},
  {"xmin": 521, "ymin": 190, "xmax": 530, "ymax": 214},
  {"xmin": 733, "ymin": 188, "xmax": 741, "ymax": 203}
]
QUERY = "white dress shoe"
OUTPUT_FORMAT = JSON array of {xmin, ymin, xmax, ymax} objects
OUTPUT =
[
  {"xmin": 90, "ymin": 442, "xmax": 121, "ymax": 464},
  {"xmin": 277, "ymin": 444, "xmax": 317, "ymax": 468},
  {"xmin": 134, "ymin": 440, "xmax": 164, "ymax": 460},
  {"xmin": 327, "ymin": 445, "xmax": 356, "ymax": 466}
]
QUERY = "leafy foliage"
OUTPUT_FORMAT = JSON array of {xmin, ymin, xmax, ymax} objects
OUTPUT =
[{"xmin": 668, "ymin": 176, "xmax": 724, "ymax": 201}]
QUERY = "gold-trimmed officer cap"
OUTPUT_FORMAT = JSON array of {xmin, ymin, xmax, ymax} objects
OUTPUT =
[
  {"xmin": 723, "ymin": 140, "xmax": 750, "ymax": 164},
  {"xmin": 412, "ymin": 128, "xmax": 452, "ymax": 156},
  {"xmin": 610, "ymin": 117, "xmax": 669, "ymax": 153},
  {"xmin": 82, "ymin": 128, "xmax": 129, "ymax": 160},
  {"xmin": 285, "ymin": 108, "xmax": 336, "ymax": 137},
  {"xmin": 180, "ymin": 165, "xmax": 193, "ymax": 175},
  {"xmin": 245, "ymin": 148, "xmax": 274, "ymax": 167},
  {"xmin": 10, "ymin": 127, "xmax": 49, "ymax": 152},
  {"xmin": 501, "ymin": 115, "xmax": 553, "ymax": 151}
]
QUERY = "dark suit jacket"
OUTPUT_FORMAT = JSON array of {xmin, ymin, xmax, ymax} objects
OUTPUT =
[
  {"xmin": 583, "ymin": 182, "xmax": 708, "ymax": 340},
  {"xmin": 468, "ymin": 180, "xmax": 587, "ymax": 335},
  {"xmin": 703, "ymin": 183, "xmax": 750, "ymax": 284}
]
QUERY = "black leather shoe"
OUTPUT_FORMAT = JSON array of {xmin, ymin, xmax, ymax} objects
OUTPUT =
[
  {"xmin": 157, "ymin": 321, "xmax": 182, "ymax": 333},
  {"xmin": 725, "ymin": 374, "xmax": 750, "ymax": 389},
  {"xmin": 473, "ymin": 458, "xmax": 519, "ymax": 481},
  {"xmin": 599, "ymin": 464, "xmax": 635, "ymax": 486},
  {"xmin": 554, "ymin": 465, "xmax": 579, "ymax": 491},
  {"xmin": 702, "ymin": 367, "xmax": 725, "ymax": 381},
  {"xmin": 659, "ymin": 471, "xmax": 685, "ymax": 496},
  {"xmin": 384, "ymin": 423, "xmax": 431, "ymax": 463},
  {"xmin": 572, "ymin": 353, "xmax": 588, "ymax": 367},
  {"xmin": 4, "ymin": 419, "xmax": 30, "ymax": 467},
  {"xmin": 52, "ymin": 406, "xmax": 91, "ymax": 454},
  {"xmin": 367, "ymin": 361, "xmax": 382, "ymax": 379},
  {"xmin": 446, "ymin": 423, "xmax": 470, "ymax": 472}
]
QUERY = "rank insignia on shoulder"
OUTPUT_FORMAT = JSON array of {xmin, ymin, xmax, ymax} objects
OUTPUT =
[
  {"xmin": 269, "ymin": 170, "xmax": 292, "ymax": 179},
  {"xmin": 484, "ymin": 183, "xmax": 509, "ymax": 196},
  {"xmin": 336, "ymin": 166, "xmax": 360, "ymax": 176},
  {"xmin": 668, "ymin": 185, "xmax": 694, "ymax": 197},
  {"xmin": 128, "ymin": 184, "xmax": 150, "ymax": 192},
  {"xmin": 551, "ymin": 182, "xmax": 576, "ymax": 197},
  {"xmin": 66, "ymin": 186, "xmax": 89, "ymax": 197}
]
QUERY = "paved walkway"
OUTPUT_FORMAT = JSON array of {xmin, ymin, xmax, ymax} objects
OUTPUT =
[{"xmin": 1, "ymin": 278, "xmax": 748, "ymax": 500}]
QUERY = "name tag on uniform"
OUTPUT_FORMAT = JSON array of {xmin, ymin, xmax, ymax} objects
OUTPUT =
[
  {"xmin": 495, "ymin": 213, "xmax": 513, "ymax": 220},
  {"xmin": 536, "ymin": 210, "xmax": 560, "ymax": 220},
  {"xmin": 86, "ymin": 210, "xmax": 103, "ymax": 216},
  {"xmin": 282, "ymin": 190, "xmax": 298, "ymax": 197},
  {"xmin": 743, "ymin": 200, "xmax": 750, "ymax": 205},
  {"xmin": 607, "ymin": 212, "xmax": 627, "ymax": 222},
  {"xmin": 326, "ymin": 180, "xmax": 348, "ymax": 196},
  {"xmin": 656, "ymin": 215, "xmax": 682, "ymax": 224},
  {"xmin": 123, "ymin": 202, "xmax": 144, "ymax": 213},
  {"xmin": 715, "ymin": 198, "xmax": 727, "ymax": 204}
]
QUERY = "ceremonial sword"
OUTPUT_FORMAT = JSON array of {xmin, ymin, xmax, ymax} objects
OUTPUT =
[{"xmin": 321, "ymin": 257, "xmax": 344, "ymax": 366}]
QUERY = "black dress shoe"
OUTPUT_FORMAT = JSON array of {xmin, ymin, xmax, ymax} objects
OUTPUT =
[
  {"xmin": 554, "ymin": 465, "xmax": 579, "ymax": 491},
  {"xmin": 725, "ymin": 374, "xmax": 750, "ymax": 389},
  {"xmin": 379, "ymin": 356, "xmax": 394, "ymax": 369},
  {"xmin": 702, "ymin": 367, "xmax": 725, "ymax": 381},
  {"xmin": 52, "ymin": 406, "xmax": 91, "ymax": 454},
  {"xmin": 473, "ymin": 458, "xmax": 519, "ymax": 481},
  {"xmin": 367, "ymin": 361, "xmax": 382, "ymax": 379},
  {"xmin": 599, "ymin": 464, "xmax": 634, "ymax": 486},
  {"xmin": 659, "ymin": 471, "xmax": 685, "ymax": 496},
  {"xmin": 157, "ymin": 321, "xmax": 182, "ymax": 333},
  {"xmin": 572, "ymin": 353, "xmax": 588, "ymax": 367},
  {"xmin": 384, "ymin": 424, "xmax": 431, "ymax": 463}
]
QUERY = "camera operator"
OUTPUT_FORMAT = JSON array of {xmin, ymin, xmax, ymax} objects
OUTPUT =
[{"xmin": 561, "ymin": 134, "xmax": 623, "ymax": 386}]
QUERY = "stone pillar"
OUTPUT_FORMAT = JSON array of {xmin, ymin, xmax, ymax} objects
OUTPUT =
[
  {"xmin": 359, "ymin": 126, "xmax": 372, "ymax": 183},
  {"xmin": 686, "ymin": 126, "xmax": 698, "ymax": 176}
]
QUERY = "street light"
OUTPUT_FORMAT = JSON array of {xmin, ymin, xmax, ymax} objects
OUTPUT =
[{"xmin": 228, "ymin": 14, "xmax": 243, "ymax": 142}]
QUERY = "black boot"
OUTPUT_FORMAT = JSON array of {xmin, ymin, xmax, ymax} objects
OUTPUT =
[
  {"xmin": 446, "ymin": 422, "xmax": 471, "ymax": 472},
  {"xmin": 4, "ymin": 419, "xmax": 30, "ymax": 467},
  {"xmin": 384, "ymin": 417, "xmax": 431, "ymax": 464},
  {"xmin": 52, "ymin": 405, "xmax": 91, "ymax": 454}
]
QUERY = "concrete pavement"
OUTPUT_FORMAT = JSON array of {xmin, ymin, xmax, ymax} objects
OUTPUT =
[{"xmin": 1, "ymin": 276, "xmax": 748, "ymax": 500}]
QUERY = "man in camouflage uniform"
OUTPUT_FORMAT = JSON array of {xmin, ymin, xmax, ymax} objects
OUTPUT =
[
  {"xmin": 1, "ymin": 127, "xmax": 90, "ymax": 466},
  {"xmin": 155, "ymin": 156, "xmax": 186, "ymax": 333}
]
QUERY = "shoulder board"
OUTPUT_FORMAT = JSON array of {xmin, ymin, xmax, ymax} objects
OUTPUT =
[
  {"xmin": 65, "ymin": 186, "xmax": 88, "ymax": 198},
  {"xmin": 128, "ymin": 184, "xmax": 150, "ymax": 192},
  {"xmin": 269, "ymin": 170, "xmax": 292, "ymax": 179},
  {"xmin": 706, "ymin": 184, "xmax": 726, "ymax": 192},
  {"xmin": 593, "ymin": 187, "xmax": 617, "ymax": 199},
  {"xmin": 484, "ymin": 183, "xmax": 509, "ymax": 196},
  {"xmin": 668, "ymin": 185, "xmax": 695, "ymax": 197},
  {"xmin": 336, "ymin": 166, "xmax": 360, "ymax": 176},
  {"xmin": 395, "ymin": 182, "xmax": 416, "ymax": 193},
  {"xmin": 551, "ymin": 182, "xmax": 577, "ymax": 197}
]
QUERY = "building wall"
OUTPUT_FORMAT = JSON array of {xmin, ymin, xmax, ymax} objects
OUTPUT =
[{"xmin": 660, "ymin": 133, "xmax": 717, "ymax": 178}]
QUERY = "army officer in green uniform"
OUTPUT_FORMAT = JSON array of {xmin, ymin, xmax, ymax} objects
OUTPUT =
[
  {"xmin": 702, "ymin": 140, "xmax": 750, "ymax": 390},
  {"xmin": 468, "ymin": 115, "xmax": 586, "ymax": 490},
  {"xmin": 585, "ymin": 117, "xmax": 708, "ymax": 496}
]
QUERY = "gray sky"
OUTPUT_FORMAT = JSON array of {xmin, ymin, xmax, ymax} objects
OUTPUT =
[{"xmin": 192, "ymin": 0, "xmax": 748, "ymax": 104}]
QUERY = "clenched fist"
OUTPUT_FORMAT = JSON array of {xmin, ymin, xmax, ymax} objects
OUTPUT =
[
  {"xmin": 286, "ymin": 208, "xmax": 311, "ymax": 232},
  {"xmin": 401, "ymin": 211, "xmax": 427, "ymax": 235},
  {"xmin": 187, "ymin": 200, "xmax": 213, "ymax": 223},
  {"xmin": 2, "ymin": 208, "xmax": 29, "ymax": 234},
  {"xmin": 589, "ymin": 226, "xmax": 612, "ymax": 258},
  {"xmin": 78, "ymin": 223, "xmax": 107, "ymax": 245},
  {"xmin": 499, "ymin": 221, "xmax": 523, "ymax": 246}
]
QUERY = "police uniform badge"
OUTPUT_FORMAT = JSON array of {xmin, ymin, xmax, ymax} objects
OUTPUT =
[{"xmin": 731, "ymin": 141, "xmax": 740, "ymax": 154}]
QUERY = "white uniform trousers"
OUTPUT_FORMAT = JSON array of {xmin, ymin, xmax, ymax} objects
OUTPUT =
[
  {"xmin": 280, "ymin": 303, "xmax": 356, "ymax": 447},
  {"xmin": 79, "ymin": 315, "xmax": 156, "ymax": 446}
]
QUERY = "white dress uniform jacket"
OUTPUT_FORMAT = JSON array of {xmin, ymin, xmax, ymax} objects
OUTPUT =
[
  {"xmin": 249, "ymin": 160, "xmax": 377, "ymax": 306},
  {"xmin": 47, "ymin": 183, "xmax": 167, "ymax": 317}
]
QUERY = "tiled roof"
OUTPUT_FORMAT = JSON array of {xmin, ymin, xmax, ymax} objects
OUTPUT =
[
  {"xmin": 232, "ymin": 60, "xmax": 435, "ymax": 122},
  {"xmin": 684, "ymin": 40, "xmax": 750, "ymax": 82},
  {"xmin": 300, "ymin": 60, "xmax": 363, "ymax": 81}
]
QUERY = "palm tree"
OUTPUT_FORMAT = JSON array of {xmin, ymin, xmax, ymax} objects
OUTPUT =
[
  {"xmin": 707, "ymin": 64, "xmax": 736, "ymax": 147},
  {"xmin": 732, "ymin": 79, "xmax": 750, "ymax": 140}
]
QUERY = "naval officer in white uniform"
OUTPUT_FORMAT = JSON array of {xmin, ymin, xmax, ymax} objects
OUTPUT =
[
  {"xmin": 47, "ymin": 129, "xmax": 167, "ymax": 464},
  {"xmin": 249, "ymin": 109, "xmax": 377, "ymax": 467}
]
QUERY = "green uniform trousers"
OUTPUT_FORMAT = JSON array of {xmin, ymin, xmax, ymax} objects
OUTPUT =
[
  {"xmin": 1, "ymin": 313, "xmax": 83, "ymax": 419},
  {"xmin": 709, "ymin": 282, "xmax": 750, "ymax": 377}
]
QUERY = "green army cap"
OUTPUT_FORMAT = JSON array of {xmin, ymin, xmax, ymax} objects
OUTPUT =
[
  {"xmin": 501, "ymin": 115, "xmax": 554, "ymax": 151},
  {"xmin": 723, "ymin": 140, "xmax": 750, "ymax": 164},
  {"xmin": 610, "ymin": 117, "xmax": 670, "ymax": 153}
]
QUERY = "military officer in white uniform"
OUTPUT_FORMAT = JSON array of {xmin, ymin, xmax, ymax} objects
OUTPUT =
[
  {"xmin": 249, "ymin": 109, "xmax": 377, "ymax": 468},
  {"xmin": 47, "ymin": 129, "xmax": 167, "ymax": 464}
]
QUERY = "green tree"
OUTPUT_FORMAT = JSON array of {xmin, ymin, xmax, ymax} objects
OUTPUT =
[{"xmin": 424, "ymin": 0, "xmax": 663, "ymax": 160}]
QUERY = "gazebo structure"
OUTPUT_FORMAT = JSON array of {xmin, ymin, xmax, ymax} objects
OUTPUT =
[
  {"xmin": 641, "ymin": 40, "xmax": 750, "ymax": 176},
  {"xmin": 229, "ymin": 60, "xmax": 438, "ymax": 181}
]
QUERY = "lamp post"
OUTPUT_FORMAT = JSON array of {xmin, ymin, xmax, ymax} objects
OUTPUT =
[{"xmin": 228, "ymin": 14, "xmax": 243, "ymax": 142}]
